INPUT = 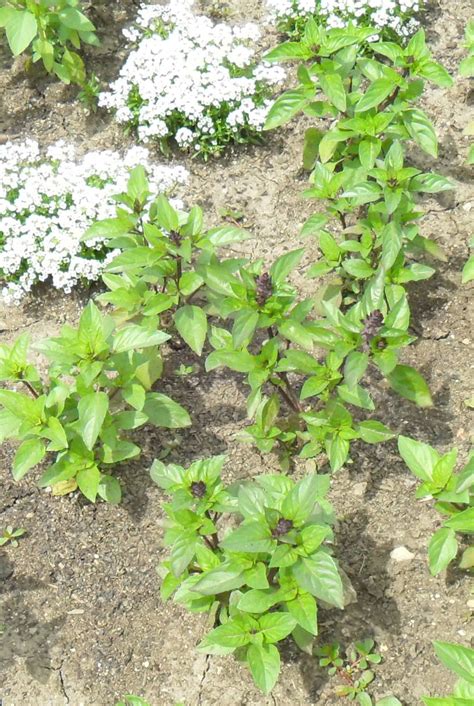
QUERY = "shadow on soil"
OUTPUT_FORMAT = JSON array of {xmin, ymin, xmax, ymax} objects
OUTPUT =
[
  {"xmin": 275, "ymin": 510, "xmax": 401, "ymax": 701},
  {"xmin": 0, "ymin": 552, "xmax": 66, "ymax": 684}
]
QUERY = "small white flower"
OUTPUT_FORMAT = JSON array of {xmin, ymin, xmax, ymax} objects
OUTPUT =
[
  {"xmin": 265, "ymin": 0, "xmax": 421, "ymax": 38},
  {"xmin": 0, "ymin": 140, "xmax": 189, "ymax": 303},
  {"xmin": 99, "ymin": 1, "xmax": 285, "ymax": 155}
]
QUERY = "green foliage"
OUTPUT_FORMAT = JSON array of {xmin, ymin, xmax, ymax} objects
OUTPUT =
[
  {"xmin": 213, "ymin": 20, "xmax": 461, "ymax": 468},
  {"xmin": 204, "ymin": 249, "xmax": 400, "ymax": 470},
  {"xmin": 0, "ymin": 301, "xmax": 190, "ymax": 502},
  {"xmin": 398, "ymin": 437, "xmax": 474, "ymax": 574},
  {"xmin": 462, "ymin": 237, "xmax": 474, "ymax": 284},
  {"xmin": 0, "ymin": 0, "xmax": 99, "ymax": 85},
  {"xmin": 264, "ymin": 24, "xmax": 451, "ymax": 312},
  {"xmin": 422, "ymin": 641, "xmax": 474, "ymax": 704},
  {"xmin": 115, "ymin": 697, "xmax": 151, "ymax": 706},
  {"xmin": 316, "ymin": 639, "xmax": 384, "ymax": 700},
  {"xmin": 154, "ymin": 456, "xmax": 347, "ymax": 693},
  {"xmin": 0, "ymin": 525, "xmax": 26, "ymax": 547},
  {"xmin": 83, "ymin": 166, "xmax": 250, "ymax": 357}
]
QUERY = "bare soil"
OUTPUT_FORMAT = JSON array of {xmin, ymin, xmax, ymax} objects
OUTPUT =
[{"xmin": 0, "ymin": 1, "xmax": 473, "ymax": 705}]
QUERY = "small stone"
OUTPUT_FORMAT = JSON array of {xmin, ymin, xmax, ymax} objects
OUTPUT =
[
  {"xmin": 467, "ymin": 599, "xmax": 474, "ymax": 610},
  {"xmin": 390, "ymin": 546, "xmax": 415, "ymax": 562},
  {"xmin": 352, "ymin": 482, "xmax": 367, "ymax": 497}
]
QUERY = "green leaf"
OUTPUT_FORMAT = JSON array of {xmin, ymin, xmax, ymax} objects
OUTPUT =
[
  {"xmin": 337, "ymin": 384, "xmax": 374, "ymax": 410},
  {"xmin": 0, "ymin": 409, "xmax": 21, "ymax": 442},
  {"xmin": 205, "ymin": 224, "xmax": 250, "ymax": 246},
  {"xmin": 206, "ymin": 350, "xmax": 257, "ymax": 373},
  {"xmin": 303, "ymin": 127, "xmax": 323, "ymax": 170},
  {"xmin": 0, "ymin": 389, "xmax": 43, "ymax": 425},
  {"xmin": 292, "ymin": 552, "xmax": 344, "ymax": 608},
  {"xmin": 433, "ymin": 641, "xmax": 474, "ymax": 684},
  {"xmin": 459, "ymin": 546, "xmax": 474, "ymax": 570},
  {"xmin": 410, "ymin": 173, "xmax": 453, "ymax": 193},
  {"xmin": 154, "ymin": 194, "xmax": 179, "ymax": 231},
  {"xmin": 127, "ymin": 165, "xmax": 149, "ymax": 203},
  {"xmin": 264, "ymin": 41, "xmax": 312, "ymax": 62},
  {"xmin": 247, "ymin": 643, "xmax": 280, "ymax": 694},
  {"xmin": 291, "ymin": 624, "xmax": 315, "ymax": 654},
  {"xmin": 58, "ymin": 7, "xmax": 95, "ymax": 32},
  {"xmin": 357, "ymin": 420, "xmax": 394, "ymax": 444},
  {"xmin": 381, "ymin": 221, "xmax": 402, "ymax": 270},
  {"xmin": 170, "ymin": 534, "xmax": 197, "ymax": 577},
  {"xmin": 221, "ymin": 522, "xmax": 274, "ymax": 554},
  {"xmin": 326, "ymin": 434, "xmax": 350, "ymax": 472},
  {"xmin": 174, "ymin": 305, "xmax": 207, "ymax": 356},
  {"xmin": 300, "ymin": 213, "xmax": 328, "ymax": 238},
  {"xmin": 342, "ymin": 259, "xmax": 374, "ymax": 279},
  {"xmin": 192, "ymin": 563, "xmax": 246, "ymax": 595},
  {"xmin": 76, "ymin": 465, "xmax": 101, "ymax": 503},
  {"xmin": 355, "ymin": 78, "xmax": 394, "ymax": 113},
  {"xmin": 78, "ymin": 392, "xmax": 109, "ymax": 450},
  {"xmin": 279, "ymin": 320, "xmax": 314, "ymax": 349},
  {"xmin": 388, "ymin": 365, "xmax": 432, "ymax": 407},
  {"xmin": 143, "ymin": 393, "xmax": 191, "ymax": 428},
  {"xmin": 97, "ymin": 475, "xmax": 122, "ymax": 504},
  {"xmin": 462, "ymin": 255, "xmax": 474, "ymax": 284},
  {"xmin": 258, "ymin": 613, "xmax": 297, "ymax": 643},
  {"xmin": 444, "ymin": 507, "xmax": 474, "ymax": 534},
  {"xmin": 0, "ymin": 8, "xmax": 14, "ymax": 28},
  {"xmin": 319, "ymin": 72, "xmax": 347, "ymax": 112},
  {"xmin": 270, "ymin": 248, "xmax": 304, "ymax": 284},
  {"xmin": 6, "ymin": 10, "xmax": 37, "ymax": 55},
  {"xmin": 232, "ymin": 309, "xmax": 259, "ymax": 349},
  {"xmin": 421, "ymin": 696, "xmax": 472, "ymax": 706},
  {"xmin": 282, "ymin": 474, "xmax": 325, "ymax": 524},
  {"xmin": 404, "ymin": 108, "xmax": 438, "ymax": 157},
  {"xmin": 359, "ymin": 137, "xmax": 382, "ymax": 169},
  {"xmin": 237, "ymin": 589, "xmax": 279, "ymax": 614},
  {"xmin": 418, "ymin": 60, "xmax": 453, "ymax": 87},
  {"xmin": 397, "ymin": 435, "xmax": 439, "ymax": 482},
  {"xmin": 456, "ymin": 455, "xmax": 474, "ymax": 493},
  {"xmin": 344, "ymin": 352, "xmax": 369, "ymax": 388},
  {"xmin": 112, "ymin": 326, "xmax": 169, "ymax": 353},
  {"xmin": 200, "ymin": 619, "xmax": 250, "ymax": 650},
  {"xmin": 12, "ymin": 438, "xmax": 46, "ymax": 481},
  {"xmin": 286, "ymin": 593, "xmax": 318, "ymax": 635},
  {"xmin": 264, "ymin": 88, "xmax": 310, "ymax": 130},
  {"xmin": 428, "ymin": 527, "xmax": 458, "ymax": 575}
]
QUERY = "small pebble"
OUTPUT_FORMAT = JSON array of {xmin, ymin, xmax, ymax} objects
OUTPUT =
[{"xmin": 390, "ymin": 546, "xmax": 415, "ymax": 562}]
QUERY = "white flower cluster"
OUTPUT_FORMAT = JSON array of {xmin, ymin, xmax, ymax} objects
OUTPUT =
[
  {"xmin": 98, "ymin": 1, "xmax": 285, "ymax": 156},
  {"xmin": 0, "ymin": 140, "xmax": 188, "ymax": 304},
  {"xmin": 266, "ymin": 0, "xmax": 421, "ymax": 39}
]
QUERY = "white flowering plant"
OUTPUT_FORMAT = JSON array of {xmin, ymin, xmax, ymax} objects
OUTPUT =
[
  {"xmin": 98, "ymin": 1, "xmax": 285, "ymax": 158},
  {"xmin": 0, "ymin": 140, "xmax": 188, "ymax": 304},
  {"xmin": 266, "ymin": 0, "xmax": 422, "ymax": 41}
]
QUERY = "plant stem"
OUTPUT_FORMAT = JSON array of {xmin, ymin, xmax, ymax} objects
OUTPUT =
[
  {"xmin": 267, "ymin": 327, "xmax": 302, "ymax": 413},
  {"xmin": 275, "ymin": 371, "xmax": 302, "ymax": 413},
  {"xmin": 267, "ymin": 567, "xmax": 279, "ymax": 585},
  {"xmin": 205, "ymin": 510, "xmax": 219, "ymax": 549},
  {"xmin": 21, "ymin": 380, "xmax": 39, "ymax": 398}
]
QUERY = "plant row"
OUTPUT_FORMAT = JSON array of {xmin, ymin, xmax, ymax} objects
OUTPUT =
[{"xmin": 0, "ymin": 17, "xmax": 472, "ymax": 700}]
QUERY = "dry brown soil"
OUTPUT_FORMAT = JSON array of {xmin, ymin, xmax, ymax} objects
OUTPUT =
[{"xmin": 0, "ymin": 1, "xmax": 473, "ymax": 704}]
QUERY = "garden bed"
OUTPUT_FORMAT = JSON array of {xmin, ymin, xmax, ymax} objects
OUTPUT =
[{"xmin": 0, "ymin": 1, "xmax": 473, "ymax": 704}]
